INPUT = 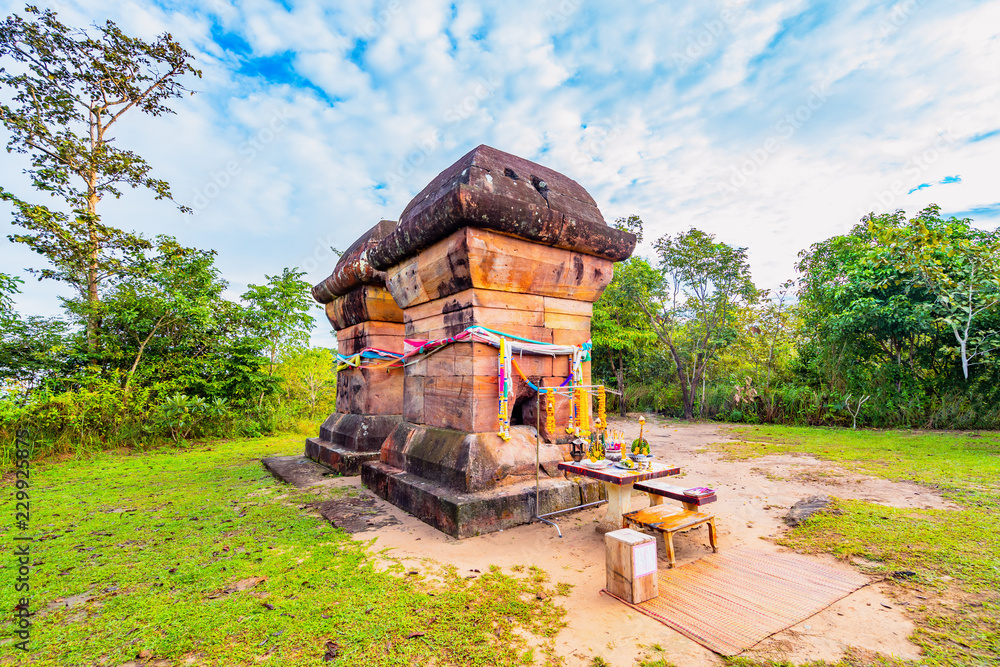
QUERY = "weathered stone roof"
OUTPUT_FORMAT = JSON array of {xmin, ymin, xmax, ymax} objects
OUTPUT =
[
  {"xmin": 368, "ymin": 145, "xmax": 636, "ymax": 271},
  {"xmin": 312, "ymin": 219, "xmax": 397, "ymax": 303}
]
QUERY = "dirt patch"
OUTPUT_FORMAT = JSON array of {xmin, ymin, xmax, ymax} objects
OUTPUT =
[
  {"xmin": 39, "ymin": 589, "xmax": 95, "ymax": 616},
  {"xmin": 741, "ymin": 455, "xmax": 960, "ymax": 510},
  {"xmin": 330, "ymin": 420, "xmax": 942, "ymax": 665},
  {"xmin": 261, "ymin": 420, "xmax": 950, "ymax": 665}
]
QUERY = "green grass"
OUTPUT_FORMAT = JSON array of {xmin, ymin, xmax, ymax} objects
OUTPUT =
[
  {"xmin": 716, "ymin": 425, "xmax": 1000, "ymax": 666},
  {"xmin": 0, "ymin": 434, "xmax": 568, "ymax": 666},
  {"xmin": 725, "ymin": 647, "xmax": 912, "ymax": 666},
  {"xmin": 718, "ymin": 426, "xmax": 1000, "ymax": 508}
]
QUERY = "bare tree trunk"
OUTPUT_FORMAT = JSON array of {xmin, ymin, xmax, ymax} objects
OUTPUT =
[
  {"xmin": 86, "ymin": 169, "xmax": 100, "ymax": 355},
  {"xmin": 616, "ymin": 353, "xmax": 626, "ymax": 417},
  {"xmin": 124, "ymin": 316, "xmax": 169, "ymax": 394},
  {"xmin": 86, "ymin": 252, "xmax": 98, "ymax": 352},
  {"xmin": 692, "ymin": 359, "xmax": 706, "ymax": 421},
  {"xmin": 607, "ymin": 350, "xmax": 628, "ymax": 417},
  {"xmin": 668, "ymin": 344, "xmax": 693, "ymax": 420},
  {"xmin": 700, "ymin": 368, "xmax": 707, "ymax": 418}
]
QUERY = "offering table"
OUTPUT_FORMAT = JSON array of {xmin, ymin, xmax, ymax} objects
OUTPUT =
[{"xmin": 557, "ymin": 461, "xmax": 681, "ymax": 533}]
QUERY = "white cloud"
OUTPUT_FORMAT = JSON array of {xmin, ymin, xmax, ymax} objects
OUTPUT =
[{"xmin": 1, "ymin": 0, "xmax": 999, "ymax": 349}]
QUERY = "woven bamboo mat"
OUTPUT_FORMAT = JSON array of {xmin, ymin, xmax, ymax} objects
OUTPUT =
[{"xmin": 604, "ymin": 546, "xmax": 870, "ymax": 656}]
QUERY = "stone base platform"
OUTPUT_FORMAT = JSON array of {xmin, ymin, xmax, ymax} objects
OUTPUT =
[
  {"xmin": 319, "ymin": 413, "xmax": 403, "ymax": 452},
  {"xmin": 362, "ymin": 460, "xmax": 605, "ymax": 538},
  {"xmin": 305, "ymin": 413, "xmax": 403, "ymax": 475}
]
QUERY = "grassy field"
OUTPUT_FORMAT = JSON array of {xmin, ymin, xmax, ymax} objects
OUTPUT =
[
  {"xmin": 0, "ymin": 433, "xmax": 569, "ymax": 666},
  {"xmin": 4, "ymin": 426, "xmax": 997, "ymax": 666},
  {"xmin": 716, "ymin": 426, "xmax": 1000, "ymax": 667}
]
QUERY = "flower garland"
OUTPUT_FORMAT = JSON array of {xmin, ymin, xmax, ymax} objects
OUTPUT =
[{"xmin": 333, "ymin": 324, "xmax": 606, "ymax": 441}]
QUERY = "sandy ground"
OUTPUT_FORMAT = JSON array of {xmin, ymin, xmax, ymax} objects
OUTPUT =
[{"xmin": 327, "ymin": 420, "xmax": 950, "ymax": 666}]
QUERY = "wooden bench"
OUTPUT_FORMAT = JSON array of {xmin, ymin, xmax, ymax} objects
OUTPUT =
[
  {"xmin": 622, "ymin": 505, "xmax": 719, "ymax": 568},
  {"xmin": 634, "ymin": 481, "xmax": 717, "ymax": 512}
]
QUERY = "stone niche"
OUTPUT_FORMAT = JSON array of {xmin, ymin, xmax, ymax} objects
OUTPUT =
[
  {"xmin": 305, "ymin": 220, "xmax": 405, "ymax": 474},
  {"xmin": 360, "ymin": 145, "xmax": 636, "ymax": 537}
]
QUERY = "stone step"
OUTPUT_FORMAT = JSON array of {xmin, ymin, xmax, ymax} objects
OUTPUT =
[
  {"xmin": 263, "ymin": 455, "xmax": 336, "ymax": 488},
  {"xmin": 305, "ymin": 437, "xmax": 381, "ymax": 476},
  {"xmin": 316, "ymin": 413, "xmax": 402, "ymax": 453},
  {"xmin": 361, "ymin": 460, "xmax": 603, "ymax": 538}
]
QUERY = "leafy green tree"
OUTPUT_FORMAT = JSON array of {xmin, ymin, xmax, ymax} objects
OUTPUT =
[
  {"xmin": 796, "ymin": 214, "xmax": 940, "ymax": 397},
  {"xmin": 277, "ymin": 348, "xmax": 337, "ymax": 419},
  {"xmin": 0, "ymin": 272, "xmax": 21, "ymax": 320},
  {"xmin": 706, "ymin": 283, "xmax": 800, "ymax": 422},
  {"xmin": 0, "ymin": 314, "xmax": 77, "ymax": 394},
  {"xmin": 874, "ymin": 206, "xmax": 1000, "ymax": 380},
  {"xmin": 0, "ymin": 6, "xmax": 199, "ymax": 351},
  {"xmin": 633, "ymin": 228, "xmax": 757, "ymax": 420},
  {"xmin": 0, "ymin": 273, "xmax": 79, "ymax": 395},
  {"xmin": 755, "ymin": 281, "xmax": 797, "ymax": 393},
  {"xmin": 211, "ymin": 338, "xmax": 281, "ymax": 411},
  {"xmin": 88, "ymin": 237, "xmax": 227, "ymax": 394},
  {"xmin": 613, "ymin": 214, "xmax": 644, "ymax": 244},
  {"xmin": 79, "ymin": 237, "xmax": 283, "ymax": 416},
  {"xmin": 592, "ymin": 258, "xmax": 659, "ymax": 416},
  {"xmin": 241, "ymin": 268, "xmax": 316, "ymax": 376},
  {"xmin": 795, "ymin": 205, "xmax": 1000, "ymax": 427}
]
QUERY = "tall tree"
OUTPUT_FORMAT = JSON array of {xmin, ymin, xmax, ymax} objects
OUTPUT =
[
  {"xmin": 241, "ymin": 268, "xmax": 316, "ymax": 377},
  {"xmin": 873, "ymin": 205, "xmax": 1000, "ymax": 381},
  {"xmin": 633, "ymin": 228, "xmax": 756, "ymax": 420},
  {"xmin": 0, "ymin": 6, "xmax": 200, "ymax": 351},
  {"xmin": 0, "ymin": 272, "xmax": 21, "ymax": 319},
  {"xmin": 795, "ymin": 212, "xmax": 940, "ymax": 396},
  {"xmin": 753, "ymin": 280, "xmax": 797, "ymax": 393},
  {"xmin": 592, "ymin": 257, "xmax": 659, "ymax": 416},
  {"xmin": 92, "ymin": 236, "xmax": 226, "ymax": 394}
]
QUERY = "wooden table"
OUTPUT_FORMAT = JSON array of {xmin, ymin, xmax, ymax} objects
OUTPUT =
[{"xmin": 557, "ymin": 461, "xmax": 681, "ymax": 533}]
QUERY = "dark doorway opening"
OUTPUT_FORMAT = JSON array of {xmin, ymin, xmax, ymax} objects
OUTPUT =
[
  {"xmin": 510, "ymin": 390, "xmax": 538, "ymax": 426},
  {"xmin": 511, "ymin": 396, "xmax": 528, "ymax": 426}
]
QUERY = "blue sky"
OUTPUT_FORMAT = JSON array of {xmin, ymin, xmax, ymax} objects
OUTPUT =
[{"xmin": 2, "ymin": 0, "xmax": 999, "ymax": 347}]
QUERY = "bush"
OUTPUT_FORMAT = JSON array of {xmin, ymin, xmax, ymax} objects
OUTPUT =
[
  {"xmin": 1, "ymin": 374, "xmax": 145, "ymax": 464},
  {"xmin": 151, "ymin": 394, "xmax": 234, "ymax": 443}
]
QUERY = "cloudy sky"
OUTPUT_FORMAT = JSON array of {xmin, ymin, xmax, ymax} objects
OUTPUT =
[{"xmin": 2, "ymin": 0, "xmax": 999, "ymax": 346}]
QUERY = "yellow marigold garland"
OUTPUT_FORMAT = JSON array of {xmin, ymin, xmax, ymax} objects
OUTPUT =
[
  {"xmin": 597, "ymin": 385, "xmax": 607, "ymax": 432},
  {"xmin": 575, "ymin": 386, "xmax": 590, "ymax": 437},
  {"xmin": 545, "ymin": 389, "xmax": 556, "ymax": 433}
]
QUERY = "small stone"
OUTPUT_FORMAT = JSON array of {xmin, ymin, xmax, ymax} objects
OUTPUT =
[{"xmin": 784, "ymin": 495, "xmax": 838, "ymax": 527}]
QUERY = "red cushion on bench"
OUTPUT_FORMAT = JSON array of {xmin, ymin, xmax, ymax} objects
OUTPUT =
[{"xmin": 634, "ymin": 481, "xmax": 717, "ymax": 505}]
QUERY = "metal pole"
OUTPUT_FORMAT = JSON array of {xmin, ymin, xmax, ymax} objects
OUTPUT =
[
  {"xmin": 534, "ymin": 390, "xmax": 565, "ymax": 535},
  {"xmin": 537, "ymin": 499, "xmax": 607, "ymax": 519},
  {"xmin": 535, "ymin": 388, "xmax": 540, "ymax": 517},
  {"xmin": 532, "ymin": 386, "xmax": 613, "ymax": 536}
]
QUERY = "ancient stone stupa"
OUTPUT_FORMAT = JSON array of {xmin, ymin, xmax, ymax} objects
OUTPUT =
[{"xmin": 308, "ymin": 145, "xmax": 636, "ymax": 537}]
